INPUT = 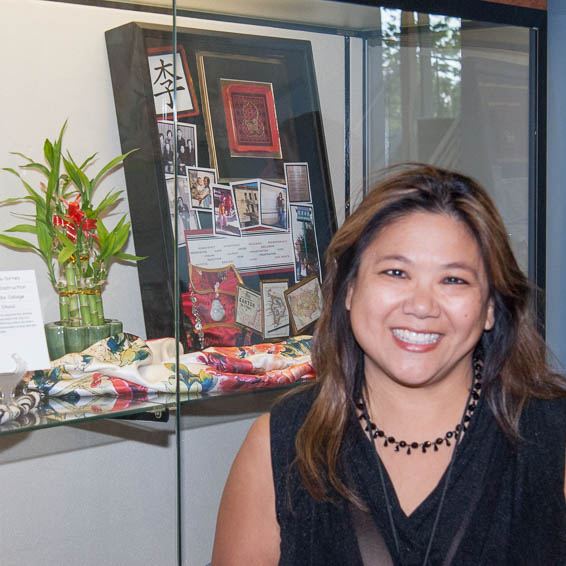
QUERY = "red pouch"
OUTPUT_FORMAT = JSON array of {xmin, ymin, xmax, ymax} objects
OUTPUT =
[{"xmin": 183, "ymin": 264, "xmax": 251, "ymax": 349}]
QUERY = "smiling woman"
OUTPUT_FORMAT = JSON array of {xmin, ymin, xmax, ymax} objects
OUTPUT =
[{"xmin": 212, "ymin": 164, "xmax": 566, "ymax": 566}]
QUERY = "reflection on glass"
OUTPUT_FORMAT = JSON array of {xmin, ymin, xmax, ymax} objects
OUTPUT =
[{"xmin": 368, "ymin": 10, "xmax": 529, "ymax": 272}]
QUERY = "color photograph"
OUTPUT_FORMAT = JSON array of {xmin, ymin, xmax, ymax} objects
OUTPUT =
[
  {"xmin": 260, "ymin": 181, "xmax": 288, "ymax": 231},
  {"xmin": 232, "ymin": 180, "xmax": 260, "ymax": 230},
  {"xmin": 290, "ymin": 204, "xmax": 320, "ymax": 282},
  {"xmin": 187, "ymin": 166, "xmax": 216, "ymax": 211},
  {"xmin": 213, "ymin": 185, "xmax": 241, "ymax": 237}
]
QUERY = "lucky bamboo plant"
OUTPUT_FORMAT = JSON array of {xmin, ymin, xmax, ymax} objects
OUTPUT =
[{"xmin": 0, "ymin": 122, "xmax": 143, "ymax": 327}]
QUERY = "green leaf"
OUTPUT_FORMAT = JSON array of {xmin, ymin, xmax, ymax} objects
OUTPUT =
[
  {"xmin": 44, "ymin": 139, "xmax": 54, "ymax": 167},
  {"xmin": 63, "ymin": 156, "xmax": 83, "ymax": 191},
  {"xmin": 3, "ymin": 168, "xmax": 47, "ymax": 210},
  {"xmin": 36, "ymin": 219, "xmax": 54, "ymax": 259},
  {"xmin": 90, "ymin": 148, "xmax": 137, "ymax": 191},
  {"xmin": 114, "ymin": 251, "xmax": 147, "ymax": 262},
  {"xmin": 56, "ymin": 228, "xmax": 75, "ymax": 250},
  {"xmin": 97, "ymin": 219, "xmax": 110, "ymax": 257},
  {"xmin": 0, "ymin": 196, "xmax": 26, "ymax": 206},
  {"xmin": 67, "ymin": 153, "xmax": 92, "ymax": 203},
  {"xmin": 18, "ymin": 161, "xmax": 50, "ymax": 177},
  {"xmin": 79, "ymin": 153, "xmax": 97, "ymax": 171},
  {"xmin": 10, "ymin": 151, "xmax": 35, "ymax": 164},
  {"xmin": 58, "ymin": 247, "xmax": 76, "ymax": 264},
  {"xmin": 0, "ymin": 234, "xmax": 38, "ymax": 251},
  {"xmin": 92, "ymin": 190, "xmax": 122, "ymax": 216},
  {"xmin": 5, "ymin": 224, "xmax": 36, "ymax": 234},
  {"xmin": 45, "ymin": 122, "xmax": 66, "ymax": 208}
]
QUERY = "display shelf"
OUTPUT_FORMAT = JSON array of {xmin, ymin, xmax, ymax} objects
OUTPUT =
[
  {"xmin": 0, "ymin": 394, "xmax": 170, "ymax": 436},
  {"xmin": 0, "ymin": 380, "xmax": 300, "ymax": 436}
]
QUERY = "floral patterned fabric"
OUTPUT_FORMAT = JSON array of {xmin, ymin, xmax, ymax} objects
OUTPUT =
[{"xmin": 27, "ymin": 333, "xmax": 314, "ymax": 398}]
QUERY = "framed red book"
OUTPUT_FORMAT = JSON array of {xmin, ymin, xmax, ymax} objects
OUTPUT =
[{"xmin": 221, "ymin": 81, "xmax": 281, "ymax": 157}]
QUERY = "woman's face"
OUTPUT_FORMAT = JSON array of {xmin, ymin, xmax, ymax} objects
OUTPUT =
[{"xmin": 345, "ymin": 211, "xmax": 494, "ymax": 389}]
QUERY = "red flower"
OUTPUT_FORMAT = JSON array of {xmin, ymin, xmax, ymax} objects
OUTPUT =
[{"xmin": 53, "ymin": 195, "xmax": 98, "ymax": 244}]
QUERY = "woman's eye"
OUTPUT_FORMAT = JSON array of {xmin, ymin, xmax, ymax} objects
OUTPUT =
[
  {"xmin": 384, "ymin": 269, "xmax": 406, "ymax": 278},
  {"xmin": 444, "ymin": 276, "xmax": 467, "ymax": 285}
]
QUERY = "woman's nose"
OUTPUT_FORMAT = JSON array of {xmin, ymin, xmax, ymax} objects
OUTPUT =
[{"xmin": 402, "ymin": 283, "xmax": 441, "ymax": 318}]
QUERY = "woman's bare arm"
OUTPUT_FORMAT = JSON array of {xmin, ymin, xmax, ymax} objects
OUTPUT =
[{"xmin": 212, "ymin": 413, "xmax": 280, "ymax": 566}]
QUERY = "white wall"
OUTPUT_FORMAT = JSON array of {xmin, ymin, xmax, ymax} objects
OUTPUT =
[{"xmin": 0, "ymin": 1, "xmax": 356, "ymax": 564}]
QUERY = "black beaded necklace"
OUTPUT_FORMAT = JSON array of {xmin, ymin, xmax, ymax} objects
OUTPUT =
[
  {"xmin": 357, "ymin": 358, "xmax": 482, "ymax": 455},
  {"xmin": 356, "ymin": 358, "xmax": 483, "ymax": 566}
]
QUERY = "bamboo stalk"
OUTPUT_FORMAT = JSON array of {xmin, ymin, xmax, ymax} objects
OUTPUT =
[
  {"xmin": 64, "ymin": 261, "xmax": 81, "ymax": 327},
  {"xmin": 94, "ymin": 283, "xmax": 105, "ymax": 324},
  {"xmin": 86, "ymin": 279, "xmax": 103, "ymax": 325},
  {"xmin": 57, "ymin": 279, "xmax": 70, "ymax": 324}
]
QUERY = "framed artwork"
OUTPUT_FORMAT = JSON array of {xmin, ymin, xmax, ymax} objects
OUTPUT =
[
  {"xmin": 284, "ymin": 275, "xmax": 323, "ymax": 334},
  {"xmin": 106, "ymin": 23, "xmax": 336, "ymax": 343},
  {"xmin": 221, "ymin": 80, "xmax": 281, "ymax": 158},
  {"xmin": 235, "ymin": 285, "xmax": 263, "ymax": 335},
  {"xmin": 147, "ymin": 45, "xmax": 199, "ymax": 119},
  {"xmin": 260, "ymin": 279, "xmax": 289, "ymax": 339}
]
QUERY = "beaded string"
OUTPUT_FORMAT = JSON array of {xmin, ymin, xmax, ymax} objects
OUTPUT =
[{"xmin": 357, "ymin": 358, "xmax": 482, "ymax": 455}]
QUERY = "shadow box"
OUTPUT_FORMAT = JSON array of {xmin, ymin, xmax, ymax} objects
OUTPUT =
[{"xmin": 105, "ymin": 22, "xmax": 336, "ymax": 348}]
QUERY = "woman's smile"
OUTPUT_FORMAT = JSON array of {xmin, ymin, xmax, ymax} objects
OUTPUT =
[{"xmin": 391, "ymin": 328, "xmax": 443, "ymax": 352}]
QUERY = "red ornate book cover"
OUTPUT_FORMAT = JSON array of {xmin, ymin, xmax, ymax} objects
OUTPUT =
[{"xmin": 221, "ymin": 81, "xmax": 281, "ymax": 156}]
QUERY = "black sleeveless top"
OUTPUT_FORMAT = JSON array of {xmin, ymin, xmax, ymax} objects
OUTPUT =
[{"xmin": 270, "ymin": 385, "xmax": 566, "ymax": 565}]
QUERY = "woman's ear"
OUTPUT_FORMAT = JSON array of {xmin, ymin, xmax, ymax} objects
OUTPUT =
[
  {"xmin": 484, "ymin": 297, "xmax": 495, "ymax": 331},
  {"xmin": 345, "ymin": 281, "xmax": 354, "ymax": 312}
]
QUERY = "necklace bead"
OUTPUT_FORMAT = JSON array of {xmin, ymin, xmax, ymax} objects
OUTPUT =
[{"xmin": 357, "ymin": 367, "xmax": 482, "ymax": 455}]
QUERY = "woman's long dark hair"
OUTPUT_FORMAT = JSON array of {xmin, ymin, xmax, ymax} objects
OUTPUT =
[{"xmin": 295, "ymin": 164, "xmax": 566, "ymax": 504}]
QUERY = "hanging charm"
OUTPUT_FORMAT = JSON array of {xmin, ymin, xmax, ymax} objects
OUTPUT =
[{"xmin": 210, "ymin": 281, "xmax": 226, "ymax": 322}]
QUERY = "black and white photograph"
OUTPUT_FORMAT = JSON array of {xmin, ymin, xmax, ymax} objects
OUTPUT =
[
  {"xmin": 165, "ymin": 176, "xmax": 195, "ymax": 243},
  {"xmin": 187, "ymin": 166, "xmax": 216, "ymax": 211},
  {"xmin": 232, "ymin": 180, "xmax": 260, "ymax": 230},
  {"xmin": 259, "ymin": 180, "xmax": 288, "ymax": 231},
  {"xmin": 157, "ymin": 120, "xmax": 197, "ymax": 176},
  {"xmin": 285, "ymin": 162, "xmax": 311, "ymax": 203},
  {"xmin": 213, "ymin": 184, "xmax": 241, "ymax": 237}
]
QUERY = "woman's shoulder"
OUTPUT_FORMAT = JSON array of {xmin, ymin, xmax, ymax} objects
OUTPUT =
[
  {"xmin": 520, "ymin": 395, "xmax": 566, "ymax": 453},
  {"xmin": 269, "ymin": 383, "xmax": 319, "ymax": 460},
  {"xmin": 522, "ymin": 395, "xmax": 566, "ymax": 428},
  {"xmin": 270, "ymin": 383, "xmax": 319, "ymax": 430}
]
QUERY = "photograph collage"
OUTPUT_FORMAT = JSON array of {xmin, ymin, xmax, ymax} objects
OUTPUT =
[
  {"xmin": 143, "ymin": 37, "xmax": 332, "ymax": 346},
  {"xmin": 158, "ymin": 116, "xmax": 323, "ymax": 340}
]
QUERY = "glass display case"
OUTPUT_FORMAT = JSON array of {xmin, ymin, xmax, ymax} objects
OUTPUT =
[{"xmin": 0, "ymin": 1, "xmax": 546, "ymax": 564}]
